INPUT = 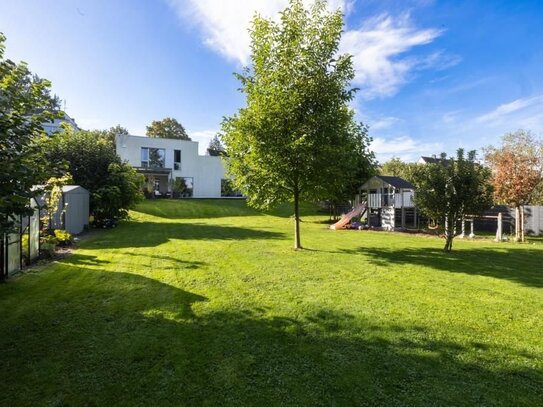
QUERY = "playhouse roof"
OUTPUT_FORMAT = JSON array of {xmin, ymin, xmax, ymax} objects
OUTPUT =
[{"xmin": 361, "ymin": 176, "xmax": 415, "ymax": 190}]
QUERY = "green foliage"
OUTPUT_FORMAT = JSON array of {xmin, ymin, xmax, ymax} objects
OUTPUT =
[
  {"xmin": 95, "ymin": 124, "xmax": 129, "ymax": 146},
  {"xmin": 0, "ymin": 33, "xmax": 60, "ymax": 235},
  {"xmin": 40, "ymin": 234, "xmax": 59, "ymax": 257},
  {"xmin": 221, "ymin": 0, "xmax": 374, "ymax": 248},
  {"xmin": 41, "ymin": 174, "xmax": 73, "ymax": 233},
  {"xmin": 415, "ymin": 149, "xmax": 493, "ymax": 251},
  {"xmin": 146, "ymin": 117, "xmax": 190, "ymax": 140},
  {"xmin": 41, "ymin": 127, "xmax": 144, "ymax": 221},
  {"xmin": 380, "ymin": 157, "xmax": 422, "ymax": 186},
  {"xmin": 53, "ymin": 229, "xmax": 72, "ymax": 245},
  {"xmin": 207, "ymin": 135, "xmax": 226, "ymax": 156}
]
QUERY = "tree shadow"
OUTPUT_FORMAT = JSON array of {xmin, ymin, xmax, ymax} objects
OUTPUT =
[
  {"xmin": 135, "ymin": 199, "xmax": 262, "ymax": 219},
  {"xmin": 340, "ymin": 245, "xmax": 543, "ymax": 288},
  {"xmin": 134, "ymin": 199, "xmax": 319, "ymax": 220},
  {"xmin": 0, "ymin": 266, "xmax": 541, "ymax": 405},
  {"xmin": 84, "ymin": 221, "xmax": 285, "ymax": 249}
]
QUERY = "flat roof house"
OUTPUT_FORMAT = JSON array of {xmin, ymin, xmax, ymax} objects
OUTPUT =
[{"xmin": 116, "ymin": 134, "xmax": 232, "ymax": 199}]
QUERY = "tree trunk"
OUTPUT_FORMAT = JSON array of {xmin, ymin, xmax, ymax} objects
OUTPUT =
[
  {"xmin": 294, "ymin": 188, "xmax": 302, "ymax": 250},
  {"xmin": 515, "ymin": 206, "xmax": 521, "ymax": 242},
  {"xmin": 520, "ymin": 205, "xmax": 525, "ymax": 242},
  {"xmin": 443, "ymin": 217, "xmax": 454, "ymax": 252}
]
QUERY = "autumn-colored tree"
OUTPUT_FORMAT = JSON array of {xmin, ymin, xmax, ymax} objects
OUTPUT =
[{"xmin": 484, "ymin": 130, "xmax": 543, "ymax": 241}]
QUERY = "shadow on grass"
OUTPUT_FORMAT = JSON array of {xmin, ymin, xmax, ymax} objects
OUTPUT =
[
  {"xmin": 341, "ymin": 246, "xmax": 543, "ymax": 288},
  {"xmin": 84, "ymin": 222, "xmax": 285, "ymax": 249},
  {"xmin": 134, "ymin": 199, "xmax": 319, "ymax": 220},
  {"xmin": 60, "ymin": 252, "xmax": 207, "ymax": 271},
  {"xmin": 0, "ymin": 266, "xmax": 540, "ymax": 405},
  {"xmin": 135, "ymin": 199, "xmax": 261, "ymax": 219}
]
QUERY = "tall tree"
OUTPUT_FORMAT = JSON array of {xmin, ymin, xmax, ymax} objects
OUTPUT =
[
  {"xmin": 222, "ymin": 0, "xmax": 372, "ymax": 249},
  {"xmin": 207, "ymin": 135, "xmax": 226, "ymax": 156},
  {"xmin": 484, "ymin": 130, "xmax": 543, "ymax": 241},
  {"xmin": 0, "ymin": 33, "xmax": 59, "ymax": 237},
  {"xmin": 415, "ymin": 149, "xmax": 493, "ymax": 252},
  {"xmin": 146, "ymin": 117, "xmax": 191, "ymax": 140}
]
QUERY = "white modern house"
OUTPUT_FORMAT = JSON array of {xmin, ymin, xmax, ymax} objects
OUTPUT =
[{"xmin": 116, "ymin": 134, "xmax": 233, "ymax": 198}]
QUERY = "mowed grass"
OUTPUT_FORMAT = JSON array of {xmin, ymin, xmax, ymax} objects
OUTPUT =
[{"xmin": 1, "ymin": 199, "xmax": 542, "ymax": 406}]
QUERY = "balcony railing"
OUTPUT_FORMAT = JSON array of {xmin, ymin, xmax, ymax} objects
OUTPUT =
[{"xmin": 367, "ymin": 192, "xmax": 415, "ymax": 208}]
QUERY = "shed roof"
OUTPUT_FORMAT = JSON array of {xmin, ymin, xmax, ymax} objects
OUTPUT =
[
  {"xmin": 361, "ymin": 175, "xmax": 415, "ymax": 190},
  {"xmin": 62, "ymin": 185, "xmax": 89, "ymax": 194}
]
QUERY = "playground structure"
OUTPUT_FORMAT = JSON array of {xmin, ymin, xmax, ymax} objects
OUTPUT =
[
  {"xmin": 330, "ymin": 175, "xmax": 417, "ymax": 231},
  {"xmin": 330, "ymin": 202, "xmax": 367, "ymax": 230}
]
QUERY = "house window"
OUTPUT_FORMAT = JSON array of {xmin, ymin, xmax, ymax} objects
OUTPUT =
[
  {"xmin": 174, "ymin": 149, "xmax": 181, "ymax": 170},
  {"xmin": 172, "ymin": 177, "xmax": 193, "ymax": 198},
  {"xmin": 221, "ymin": 179, "xmax": 242, "ymax": 197},
  {"xmin": 141, "ymin": 147, "xmax": 165, "ymax": 168}
]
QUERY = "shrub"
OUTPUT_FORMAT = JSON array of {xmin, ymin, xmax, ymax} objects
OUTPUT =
[
  {"xmin": 53, "ymin": 229, "xmax": 72, "ymax": 246},
  {"xmin": 40, "ymin": 234, "xmax": 59, "ymax": 257}
]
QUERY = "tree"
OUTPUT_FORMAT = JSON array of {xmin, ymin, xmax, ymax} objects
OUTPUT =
[
  {"xmin": 0, "ymin": 34, "xmax": 59, "ymax": 237},
  {"xmin": 323, "ymin": 121, "xmax": 376, "ymax": 219},
  {"xmin": 415, "ymin": 149, "xmax": 493, "ymax": 252},
  {"xmin": 380, "ymin": 157, "xmax": 421, "ymax": 185},
  {"xmin": 146, "ymin": 117, "xmax": 191, "ymax": 140},
  {"xmin": 42, "ymin": 127, "xmax": 143, "ymax": 221},
  {"xmin": 222, "ymin": 0, "xmax": 371, "ymax": 249},
  {"xmin": 99, "ymin": 124, "xmax": 129, "ymax": 146},
  {"xmin": 207, "ymin": 135, "xmax": 226, "ymax": 156},
  {"xmin": 484, "ymin": 130, "xmax": 543, "ymax": 241}
]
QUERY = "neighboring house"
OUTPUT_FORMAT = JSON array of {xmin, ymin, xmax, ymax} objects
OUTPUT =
[
  {"xmin": 358, "ymin": 175, "xmax": 417, "ymax": 230},
  {"xmin": 116, "ymin": 134, "xmax": 234, "ymax": 198},
  {"xmin": 42, "ymin": 113, "xmax": 79, "ymax": 135},
  {"xmin": 418, "ymin": 155, "xmax": 451, "ymax": 166}
]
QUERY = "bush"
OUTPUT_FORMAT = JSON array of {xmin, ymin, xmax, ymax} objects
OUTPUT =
[
  {"xmin": 21, "ymin": 234, "xmax": 29, "ymax": 264},
  {"xmin": 40, "ymin": 234, "xmax": 59, "ymax": 257},
  {"xmin": 41, "ymin": 128, "xmax": 144, "ymax": 222},
  {"xmin": 53, "ymin": 229, "xmax": 72, "ymax": 246}
]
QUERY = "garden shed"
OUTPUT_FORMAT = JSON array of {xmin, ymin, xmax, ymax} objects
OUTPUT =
[{"xmin": 49, "ymin": 185, "xmax": 90, "ymax": 235}]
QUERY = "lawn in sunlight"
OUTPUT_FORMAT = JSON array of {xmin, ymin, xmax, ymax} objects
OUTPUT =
[{"xmin": 0, "ymin": 199, "xmax": 541, "ymax": 405}]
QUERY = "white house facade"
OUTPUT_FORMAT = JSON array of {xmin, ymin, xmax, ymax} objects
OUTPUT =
[{"xmin": 116, "ymin": 134, "xmax": 232, "ymax": 198}]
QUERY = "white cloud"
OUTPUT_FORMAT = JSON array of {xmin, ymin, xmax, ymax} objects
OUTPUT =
[
  {"xmin": 371, "ymin": 135, "xmax": 442, "ymax": 162},
  {"xmin": 190, "ymin": 129, "xmax": 218, "ymax": 155},
  {"xmin": 341, "ymin": 14, "xmax": 443, "ymax": 98},
  {"xmin": 370, "ymin": 116, "xmax": 401, "ymax": 130},
  {"xmin": 475, "ymin": 96, "xmax": 543, "ymax": 125},
  {"xmin": 168, "ymin": 1, "xmax": 444, "ymax": 98},
  {"xmin": 169, "ymin": 0, "xmax": 352, "ymax": 65}
]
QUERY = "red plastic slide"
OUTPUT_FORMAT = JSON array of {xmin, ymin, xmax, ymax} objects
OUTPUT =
[{"xmin": 330, "ymin": 203, "xmax": 367, "ymax": 230}]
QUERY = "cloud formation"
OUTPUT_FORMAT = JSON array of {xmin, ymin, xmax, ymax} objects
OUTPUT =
[
  {"xmin": 371, "ymin": 135, "xmax": 443, "ymax": 162},
  {"xmin": 168, "ymin": 0, "xmax": 444, "ymax": 98},
  {"xmin": 340, "ymin": 14, "xmax": 443, "ymax": 98},
  {"xmin": 475, "ymin": 96, "xmax": 543, "ymax": 125}
]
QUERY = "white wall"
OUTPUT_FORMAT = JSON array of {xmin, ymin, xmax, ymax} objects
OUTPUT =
[{"xmin": 116, "ymin": 134, "xmax": 227, "ymax": 198}]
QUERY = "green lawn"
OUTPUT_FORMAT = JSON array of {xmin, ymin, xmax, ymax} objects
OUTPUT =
[{"xmin": 1, "ymin": 199, "xmax": 542, "ymax": 406}]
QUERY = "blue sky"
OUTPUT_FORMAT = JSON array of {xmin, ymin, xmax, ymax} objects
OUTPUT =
[{"xmin": 1, "ymin": 0, "xmax": 542, "ymax": 160}]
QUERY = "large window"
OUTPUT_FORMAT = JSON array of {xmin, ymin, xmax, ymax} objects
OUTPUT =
[
  {"xmin": 174, "ymin": 149, "xmax": 181, "ymax": 170},
  {"xmin": 221, "ymin": 179, "xmax": 242, "ymax": 197},
  {"xmin": 141, "ymin": 147, "xmax": 165, "ymax": 168},
  {"xmin": 172, "ymin": 177, "xmax": 193, "ymax": 198}
]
